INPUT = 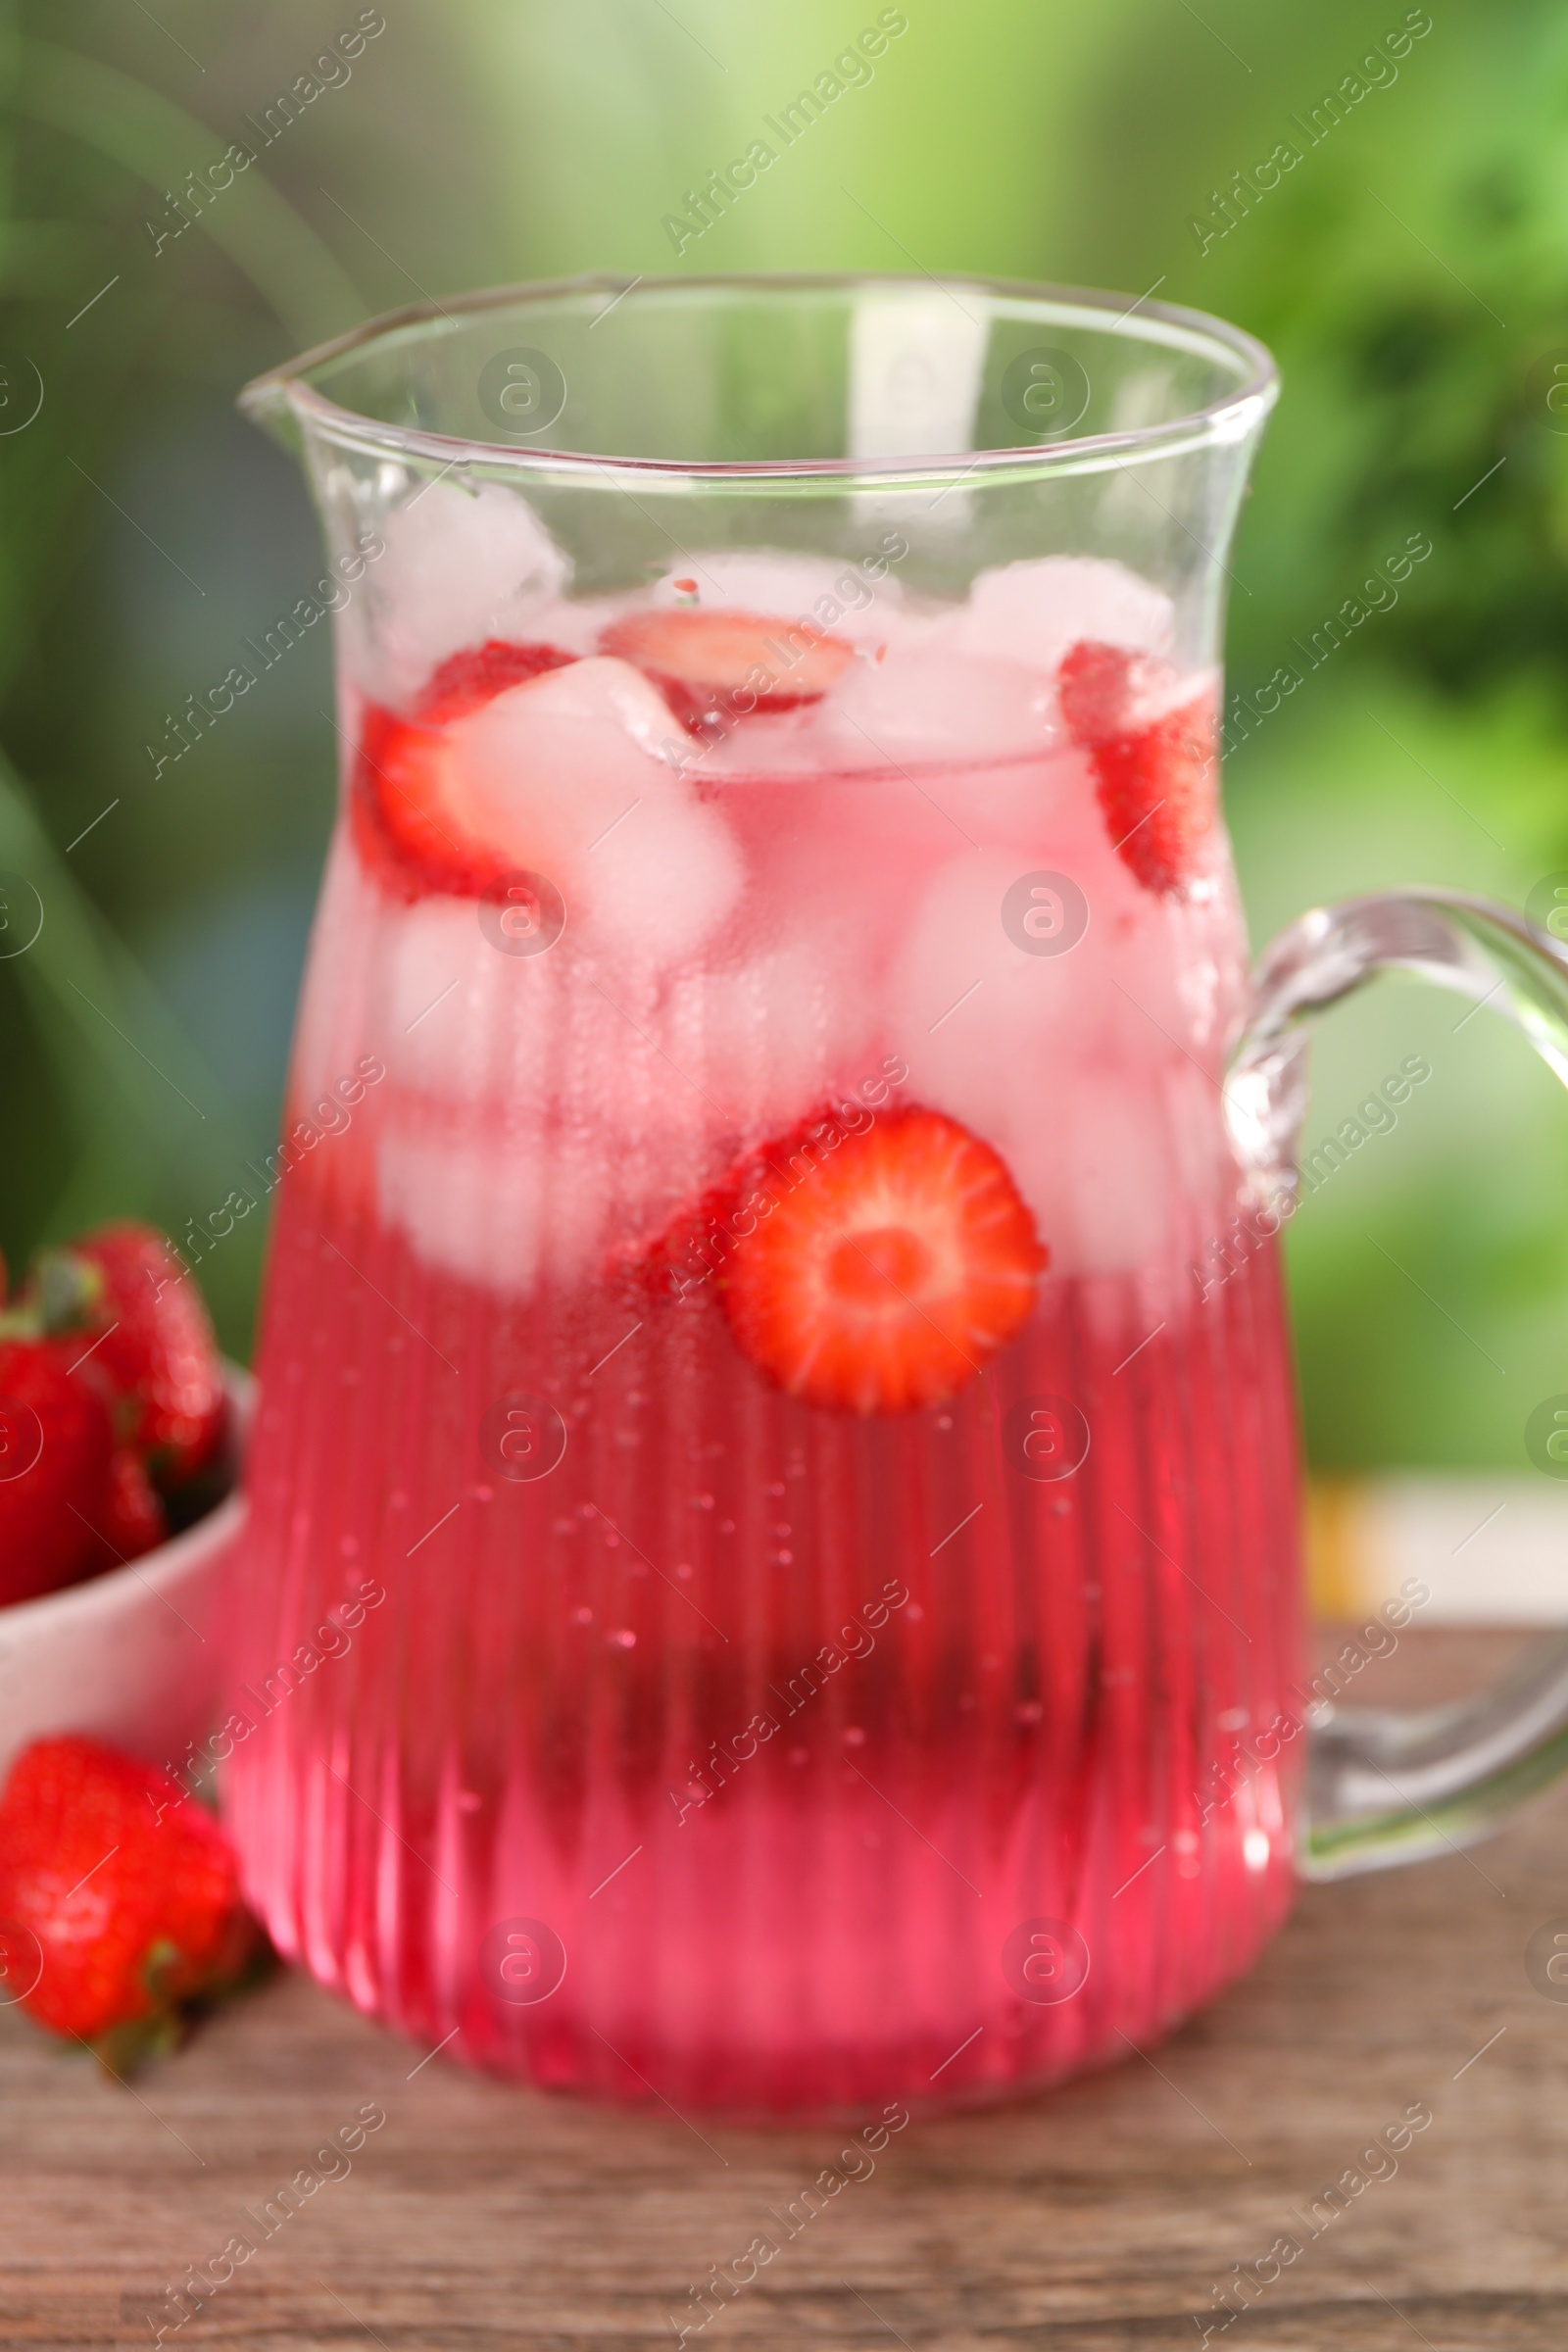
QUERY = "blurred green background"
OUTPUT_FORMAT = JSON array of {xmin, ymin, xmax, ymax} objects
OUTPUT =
[{"xmin": 1, "ymin": 0, "xmax": 1563, "ymax": 1470}]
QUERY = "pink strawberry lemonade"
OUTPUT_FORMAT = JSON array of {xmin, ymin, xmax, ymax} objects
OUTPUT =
[{"xmin": 226, "ymin": 539, "xmax": 1305, "ymax": 2118}]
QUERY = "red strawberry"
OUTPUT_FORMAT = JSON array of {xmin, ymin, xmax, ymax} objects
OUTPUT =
[
  {"xmin": 34, "ymin": 1223, "xmax": 224, "ymax": 1485},
  {"xmin": 599, "ymin": 607, "xmax": 855, "ymax": 735},
  {"xmin": 1091, "ymin": 699, "xmax": 1218, "ymax": 897},
  {"xmin": 416, "ymin": 637, "xmax": 576, "ymax": 724},
  {"xmin": 0, "ymin": 1339, "xmax": 113, "ymax": 1606},
  {"xmin": 1056, "ymin": 638, "xmax": 1144, "ymax": 744},
  {"xmin": 711, "ymin": 1105, "xmax": 1046, "ymax": 1414},
  {"xmin": 351, "ymin": 702, "xmax": 509, "ymax": 902},
  {"xmin": 1057, "ymin": 638, "xmax": 1217, "ymax": 897},
  {"xmin": 0, "ymin": 1736, "xmax": 255, "ymax": 2062},
  {"xmin": 352, "ymin": 640, "xmax": 578, "ymax": 901},
  {"xmin": 87, "ymin": 1448, "xmax": 169, "ymax": 1566}
]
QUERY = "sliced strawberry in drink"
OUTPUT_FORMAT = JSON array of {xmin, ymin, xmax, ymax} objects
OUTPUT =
[
  {"xmin": 416, "ymin": 638, "xmax": 577, "ymax": 725},
  {"xmin": 352, "ymin": 652, "xmax": 705, "ymax": 909},
  {"xmin": 353, "ymin": 641, "xmax": 580, "ymax": 901},
  {"xmin": 1057, "ymin": 638, "xmax": 1217, "ymax": 897},
  {"xmin": 714, "ymin": 1105, "xmax": 1046, "ymax": 1415},
  {"xmin": 1057, "ymin": 639, "xmax": 1139, "ymax": 745},
  {"xmin": 599, "ymin": 608, "xmax": 855, "ymax": 735},
  {"xmin": 1089, "ymin": 696, "xmax": 1218, "ymax": 897},
  {"xmin": 351, "ymin": 702, "xmax": 514, "ymax": 902}
]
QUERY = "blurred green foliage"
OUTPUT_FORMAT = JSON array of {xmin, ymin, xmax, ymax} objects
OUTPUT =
[{"xmin": 1, "ymin": 0, "xmax": 1563, "ymax": 1469}]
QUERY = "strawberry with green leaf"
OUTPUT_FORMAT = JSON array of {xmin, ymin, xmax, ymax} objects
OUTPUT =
[{"xmin": 0, "ymin": 1737, "xmax": 259, "ymax": 2069}]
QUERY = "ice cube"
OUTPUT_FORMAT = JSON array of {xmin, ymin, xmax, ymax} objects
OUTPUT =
[
  {"xmin": 377, "ymin": 1063, "xmax": 717, "ymax": 1299},
  {"xmin": 819, "ymin": 646, "xmax": 1059, "ymax": 767},
  {"xmin": 647, "ymin": 551, "xmax": 902, "ymax": 645},
  {"xmin": 662, "ymin": 935, "xmax": 882, "ymax": 1141},
  {"xmin": 345, "ymin": 479, "xmax": 572, "ymax": 702},
  {"xmin": 379, "ymin": 894, "xmax": 564, "ymax": 1102},
  {"xmin": 377, "ymin": 1121, "xmax": 564, "ymax": 1296},
  {"xmin": 935, "ymin": 557, "xmax": 1175, "ymax": 677},
  {"xmin": 885, "ymin": 849, "xmax": 1199, "ymax": 1274},
  {"xmin": 451, "ymin": 657, "xmax": 744, "ymax": 966},
  {"xmin": 288, "ymin": 830, "xmax": 385, "ymax": 1109},
  {"xmin": 1005, "ymin": 1072, "xmax": 1175, "ymax": 1277}
]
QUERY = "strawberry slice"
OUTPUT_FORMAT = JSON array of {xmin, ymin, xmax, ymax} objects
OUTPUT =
[
  {"xmin": 1090, "ymin": 699, "xmax": 1218, "ymax": 897},
  {"xmin": 351, "ymin": 702, "xmax": 511, "ymax": 901},
  {"xmin": 1057, "ymin": 639, "xmax": 1217, "ymax": 897},
  {"xmin": 417, "ymin": 637, "xmax": 577, "ymax": 724},
  {"xmin": 599, "ymin": 608, "xmax": 855, "ymax": 736},
  {"xmin": 0, "ymin": 1338, "xmax": 114, "ymax": 1606},
  {"xmin": 353, "ymin": 640, "xmax": 578, "ymax": 901},
  {"xmin": 1056, "ymin": 639, "xmax": 1144, "ymax": 746},
  {"xmin": 712, "ymin": 1105, "xmax": 1046, "ymax": 1414}
]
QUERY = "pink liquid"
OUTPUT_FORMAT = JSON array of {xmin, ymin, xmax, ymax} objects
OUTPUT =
[{"xmin": 226, "ymin": 718, "xmax": 1306, "ymax": 2116}]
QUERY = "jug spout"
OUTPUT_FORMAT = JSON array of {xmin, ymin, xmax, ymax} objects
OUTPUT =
[{"xmin": 238, "ymin": 366, "xmax": 306, "ymax": 459}]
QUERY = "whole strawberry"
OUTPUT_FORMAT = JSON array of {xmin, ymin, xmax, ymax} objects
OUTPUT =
[
  {"xmin": 32, "ymin": 1222, "xmax": 224, "ymax": 1485},
  {"xmin": 0, "ymin": 1339, "xmax": 113, "ymax": 1605},
  {"xmin": 0, "ymin": 1737, "xmax": 255, "ymax": 2064},
  {"xmin": 85, "ymin": 1447, "xmax": 169, "ymax": 1569}
]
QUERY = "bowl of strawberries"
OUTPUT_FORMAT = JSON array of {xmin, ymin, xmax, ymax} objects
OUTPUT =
[{"xmin": 0, "ymin": 1222, "xmax": 246, "ymax": 1784}]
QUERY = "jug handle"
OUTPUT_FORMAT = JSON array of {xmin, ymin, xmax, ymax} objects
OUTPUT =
[{"xmin": 1223, "ymin": 888, "xmax": 1568, "ymax": 1882}]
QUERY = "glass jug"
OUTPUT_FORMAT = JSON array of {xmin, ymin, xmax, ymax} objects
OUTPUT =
[{"xmin": 223, "ymin": 274, "xmax": 1568, "ymax": 2119}]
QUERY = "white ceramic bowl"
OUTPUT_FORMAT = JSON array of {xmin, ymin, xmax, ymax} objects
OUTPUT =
[{"xmin": 0, "ymin": 1366, "xmax": 250, "ymax": 1784}]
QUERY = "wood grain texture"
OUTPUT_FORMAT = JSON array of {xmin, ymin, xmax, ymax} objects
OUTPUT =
[{"xmin": 4, "ymin": 1627, "xmax": 1566, "ymax": 2351}]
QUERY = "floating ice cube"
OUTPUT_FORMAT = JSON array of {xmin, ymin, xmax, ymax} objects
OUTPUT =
[
  {"xmin": 936, "ymin": 557, "xmax": 1175, "ymax": 677},
  {"xmin": 345, "ymin": 480, "xmax": 572, "ymax": 702},
  {"xmin": 493, "ymin": 651, "xmax": 691, "ymax": 766},
  {"xmin": 662, "ymin": 935, "xmax": 882, "ymax": 1141},
  {"xmin": 647, "ymin": 551, "xmax": 903, "ymax": 645},
  {"xmin": 377, "ymin": 1123, "xmax": 542, "ymax": 1294},
  {"xmin": 819, "ymin": 646, "xmax": 1059, "ymax": 767},
  {"xmin": 451, "ymin": 657, "xmax": 744, "ymax": 967},
  {"xmin": 377, "ymin": 1120, "xmax": 618, "ymax": 1297},
  {"xmin": 288, "ymin": 831, "xmax": 385, "ymax": 1110},
  {"xmin": 1005, "ymin": 1072, "xmax": 1175, "ymax": 1277},
  {"xmin": 885, "ymin": 849, "xmax": 1201, "ymax": 1274},
  {"xmin": 377, "ymin": 1053, "xmax": 718, "ymax": 1299},
  {"xmin": 378, "ymin": 894, "xmax": 564, "ymax": 1102}
]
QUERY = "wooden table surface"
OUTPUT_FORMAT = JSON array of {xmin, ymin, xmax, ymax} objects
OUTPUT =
[{"xmin": 6, "ymin": 1626, "xmax": 1566, "ymax": 2352}]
